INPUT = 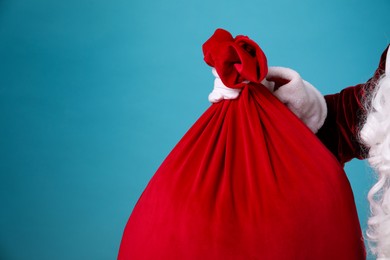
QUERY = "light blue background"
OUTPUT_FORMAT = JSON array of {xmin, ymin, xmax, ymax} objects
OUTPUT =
[{"xmin": 1, "ymin": 0, "xmax": 389, "ymax": 259}]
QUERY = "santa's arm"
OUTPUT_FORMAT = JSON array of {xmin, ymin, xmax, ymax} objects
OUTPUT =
[
  {"xmin": 316, "ymin": 85, "xmax": 367, "ymax": 165},
  {"xmin": 316, "ymin": 45, "xmax": 389, "ymax": 166}
]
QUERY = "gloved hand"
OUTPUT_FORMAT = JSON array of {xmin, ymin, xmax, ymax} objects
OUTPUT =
[{"xmin": 262, "ymin": 67, "xmax": 327, "ymax": 133}]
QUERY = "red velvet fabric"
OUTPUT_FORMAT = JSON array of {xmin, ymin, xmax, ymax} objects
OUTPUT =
[
  {"xmin": 203, "ymin": 29, "xmax": 268, "ymax": 88},
  {"xmin": 317, "ymin": 45, "xmax": 389, "ymax": 165},
  {"xmin": 118, "ymin": 30, "xmax": 365, "ymax": 259}
]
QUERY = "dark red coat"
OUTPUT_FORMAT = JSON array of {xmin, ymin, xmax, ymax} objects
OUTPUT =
[{"xmin": 317, "ymin": 45, "xmax": 389, "ymax": 165}]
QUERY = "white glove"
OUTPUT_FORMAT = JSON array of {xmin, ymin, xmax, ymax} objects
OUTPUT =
[
  {"xmin": 208, "ymin": 68, "xmax": 242, "ymax": 102},
  {"xmin": 262, "ymin": 67, "xmax": 327, "ymax": 133}
]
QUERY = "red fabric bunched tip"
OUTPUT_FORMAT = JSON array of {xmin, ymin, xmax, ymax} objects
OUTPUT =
[{"xmin": 202, "ymin": 28, "xmax": 268, "ymax": 89}]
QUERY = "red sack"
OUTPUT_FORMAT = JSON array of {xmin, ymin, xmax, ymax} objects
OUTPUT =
[{"xmin": 118, "ymin": 29, "xmax": 365, "ymax": 259}]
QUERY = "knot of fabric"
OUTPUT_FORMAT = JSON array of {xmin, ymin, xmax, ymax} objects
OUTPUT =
[{"xmin": 202, "ymin": 28, "xmax": 268, "ymax": 89}]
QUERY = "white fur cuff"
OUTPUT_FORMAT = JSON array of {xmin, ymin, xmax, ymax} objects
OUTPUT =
[{"xmin": 262, "ymin": 67, "xmax": 327, "ymax": 133}]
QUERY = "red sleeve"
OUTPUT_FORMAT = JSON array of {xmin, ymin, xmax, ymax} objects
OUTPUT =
[{"xmin": 316, "ymin": 45, "xmax": 389, "ymax": 166}]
